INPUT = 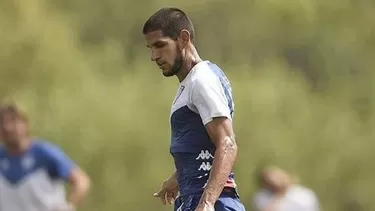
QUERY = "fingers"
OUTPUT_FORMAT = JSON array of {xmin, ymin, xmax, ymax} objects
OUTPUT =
[
  {"xmin": 153, "ymin": 192, "xmax": 161, "ymax": 197},
  {"xmin": 153, "ymin": 190, "xmax": 167, "ymax": 205},
  {"xmin": 153, "ymin": 187, "xmax": 166, "ymax": 198},
  {"xmin": 154, "ymin": 190, "xmax": 170, "ymax": 205},
  {"xmin": 154, "ymin": 190, "xmax": 177, "ymax": 205},
  {"xmin": 166, "ymin": 192, "xmax": 176, "ymax": 205}
]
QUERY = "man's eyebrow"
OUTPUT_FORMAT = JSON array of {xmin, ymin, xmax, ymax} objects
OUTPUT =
[
  {"xmin": 146, "ymin": 41, "xmax": 157, "ymax": 48},
  {"xmin": 146, "ymin": 41, "xmax": 164, "ymax": 48},
  {"xmin": 145, "ymin": 41, "xmax": 154, "ymax": 48}
]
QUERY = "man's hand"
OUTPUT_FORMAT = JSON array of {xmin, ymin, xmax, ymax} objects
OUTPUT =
[
  {"xmin": 194, "ymin": 202, "xmax": 215, "ymax": 211},
  {"xmin": 153, "ymin": 171, "xmax": 179, "ymax": 205}
]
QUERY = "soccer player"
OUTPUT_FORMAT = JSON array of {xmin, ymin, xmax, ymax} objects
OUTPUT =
[
  {"xmin": 0, "ymin": 104, "xmax": 91, "ymax": 211},
  {"xmin": 253, "ymin": 166, "xmax": 320, "ymax": 211},
  {"xmin": 142, "ymin": 8, "xmax": 246, "ymax": 211}
]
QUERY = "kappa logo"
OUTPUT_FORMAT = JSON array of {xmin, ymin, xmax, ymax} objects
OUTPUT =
[
  {"xmin": 173, "ymin": 85, "xmax": 185, "ymax": 105},
  {"xmin": 22, "ymin": 156, "xmax": 35, "ymax": 170},
  {"xmin": 198, "ymin": 162, "xmax": 212, "ymax": 171},
  {"xmin": 196, "ymin": 150, "xmax": 214, "ymax": 160}
]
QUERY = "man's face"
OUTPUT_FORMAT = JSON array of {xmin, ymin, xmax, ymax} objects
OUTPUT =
[
  {"xmin": 0, "ymin": 112, "xmax": 28, "ymax": 146},
  {"xmin": 144, "ymin": 30, "xmax": 183, "ymax": 77},
  {"xmin": 260, "ymin": 169, "xmax": 289, "ymax": 193}
]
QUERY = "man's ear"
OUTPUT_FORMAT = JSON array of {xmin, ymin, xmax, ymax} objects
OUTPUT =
[{"xmin": 178, "ymin": 29, "xmax": 190, "ymax": 48}]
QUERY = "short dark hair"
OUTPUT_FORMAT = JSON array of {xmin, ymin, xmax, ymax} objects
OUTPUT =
[{"xmin": 142, "ymin": 7, "xmax": 195, "ymax": 42}]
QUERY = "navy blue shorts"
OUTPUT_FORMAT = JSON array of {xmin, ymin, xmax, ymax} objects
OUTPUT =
[{"xmin": 174, "ymin": 189, "xmax": 246, "ymax": 211}]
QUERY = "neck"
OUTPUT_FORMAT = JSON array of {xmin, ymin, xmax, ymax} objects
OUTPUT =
[
  {"xmin": 176, "ymin": 46, "xmax": 203, "ymax": 82},
  {"xmin": 7, "ymin": 137, "xmax": 31, "ymax": 155}
]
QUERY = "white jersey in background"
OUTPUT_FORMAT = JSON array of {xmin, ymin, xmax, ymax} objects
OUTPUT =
[
  {"xmin": 253, "ymin": 184, "xmax": 320, "ymax": 211},
  {"xmin": 0, "ymin": 140, "xmax": 75, "ymax": 211}
]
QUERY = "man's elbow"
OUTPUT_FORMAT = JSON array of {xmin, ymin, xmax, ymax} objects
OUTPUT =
[{"xmin": 230, "ymin": 140, "xmax": 238, "ymax": 156}]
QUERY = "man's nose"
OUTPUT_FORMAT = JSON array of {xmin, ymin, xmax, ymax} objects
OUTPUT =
[{"xmin": 151, "ymin": 49, "xmax": 160, "ymax": 62}]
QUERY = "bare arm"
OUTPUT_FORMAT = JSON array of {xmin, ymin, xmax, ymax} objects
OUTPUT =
[
  {"xmin": 197, "ymin": 117, "xmax": 237, "ymax": 207},
  {"xmin": 189, "ymin": 68, "xmax": 236, "ymax": 209},
  {"xmin": 44, "ymin": 143, "xmax": 91, "ymax": 211},
  {"xmin": 66, "ymin": 167, "xmax": 91, "ymax": 207}
]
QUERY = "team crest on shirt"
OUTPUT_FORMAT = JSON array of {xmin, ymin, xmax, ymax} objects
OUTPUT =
[
  {"xmin": 173, "ymin": 85, "xmax": 185, "ymax": 105},
  {"xmin": 22, "ymin": 156, "xmax": 35, "ymax": 170}
]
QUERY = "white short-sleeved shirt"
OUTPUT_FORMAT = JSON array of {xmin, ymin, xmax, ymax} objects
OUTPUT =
[
  {"xmin": 0, "ymin": 140, "xmax": 75, "ymax": 211},
  {"xmin": 170, "ymin": 60, "xmax": 234, "ymax": 125},
  {"xmin": 169, "ymin": 60, "xmax": 236, "ymax": 196},
  {"xmin": 253, "ymin": 185, "xmax": 320, "ymax": 211}
]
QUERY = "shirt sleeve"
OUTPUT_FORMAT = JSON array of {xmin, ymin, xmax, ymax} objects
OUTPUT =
[
  {"xmin": 191, "ymin": 76, "xmax": 231, "ymax": 125},
  {"xmin": 43, "ymin": 143, "xmax": 76, "ymax": 180},
  {"xmin": 311, "ymin": 193, "xmax": 321, "ymax": 211}
]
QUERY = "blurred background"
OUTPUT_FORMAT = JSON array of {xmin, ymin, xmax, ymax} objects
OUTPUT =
[{"xmin": 1, "ymin": 0, "xmax": 374, "ymax": 210}]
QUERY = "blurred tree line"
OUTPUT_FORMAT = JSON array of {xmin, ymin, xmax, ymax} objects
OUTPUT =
[{"xmin": 0, "ymin": 0, "xmax": 374, "ymax": 210}]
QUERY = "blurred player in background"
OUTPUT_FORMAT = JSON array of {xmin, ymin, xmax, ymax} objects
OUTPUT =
[
  {"xmin": 0, "ymin": 104, "xmax": 91, "ymax": 211},
  {"xmin": 143, "ymin": 7, "xmax": 246, "ymax": 211},
  {"xmin": 253, "ymin": 166, "xmax": 320, "ymax": 211}
]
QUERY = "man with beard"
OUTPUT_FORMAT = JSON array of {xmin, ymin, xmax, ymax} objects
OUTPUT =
[
  {"xmin": 142, "ymin": 7, "xmax": 246, "ymax": 211},
  {"xmin": 0, "ymin": 104, "xmax": 91, "ymax": 211}
]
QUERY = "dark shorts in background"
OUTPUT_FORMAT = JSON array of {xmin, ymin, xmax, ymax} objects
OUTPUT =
[{"xmin": 174, "ymin": 188, "xmax": 246, "ymax": 211}]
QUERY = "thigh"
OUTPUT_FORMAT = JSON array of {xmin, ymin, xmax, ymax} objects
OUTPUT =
[{"xmin": 215, "ymin": 195, "xmax": 247, "ymax": 211}]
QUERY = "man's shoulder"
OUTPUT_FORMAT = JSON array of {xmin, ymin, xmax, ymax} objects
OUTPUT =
[
  {"xmin": 253, "ymin": 189, "xmax": 273, "ymax": 208},
  {"xmin": 290, "ymin": 184, "xmax": 315, "ymax": 195},
  {"xmin": 189, "ymin": 61, "xmax": 224, "ymax": 87},
  {"xmin": 191, "ymin": 60, "xmax": 220, "ymax": 77},
  {"xmin": 30, "ymin": 138, "xmax": 66, "ymax": 158},
  {"xmin": 254, "ymin": 189, "xmax": 272, "ymax": 199},
  {"xmin": 288, "ymin": 185, "xmax": 319, "ymax": 204}
]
